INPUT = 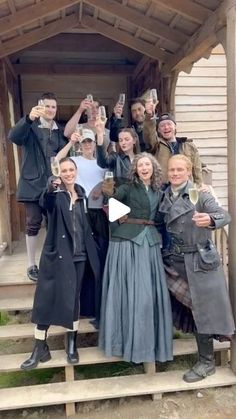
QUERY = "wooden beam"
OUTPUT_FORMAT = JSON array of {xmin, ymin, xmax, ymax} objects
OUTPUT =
[
  {"xmin": 162, "ymin": 0, "xmax": 236, "ymax": 75},
  {"xmin": 0, "ymin": 0, "xmax": 80, "ymax": 36},
  {"xmin": 226, "ymin": 4, "xmax": 236, "ymax": 374},
  {"xmin": 150, "ymin": 0, "xmax": 211, "ymax": 25},
  {"xmin": 84, "ymin": 0, "xmax": 188, "ymax": 45},
  {"xmin": 133, "ymin": 56, "xmax": 150, "ymax": 81},
  {"xmin": 13, "ymin": 63, "xmax": 135, "ymax": 75},
  {"xmin": 0, "ymin": 14, "xmax": 78, "ymax": 58},
  {"xmin": 82, "ymin": 15, "xmax": 171, "ymax": 62}
]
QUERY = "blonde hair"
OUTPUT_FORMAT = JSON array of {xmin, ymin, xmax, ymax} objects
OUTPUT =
[{"xmin": 168, "ymin": 154, "xmax": 193, "ymax": 172}]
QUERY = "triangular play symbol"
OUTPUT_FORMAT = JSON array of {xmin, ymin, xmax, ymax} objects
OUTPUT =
[{"xmin": 108, "ymin": 198, "xmax": 131, "ymax": 222}]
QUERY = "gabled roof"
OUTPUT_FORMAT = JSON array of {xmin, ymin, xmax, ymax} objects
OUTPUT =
[{"xmin": 0, "ymin": 0, "xmax": 232, "ymax": 74}]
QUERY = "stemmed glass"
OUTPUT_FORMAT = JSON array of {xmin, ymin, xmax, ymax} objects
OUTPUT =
[
  {"xmin": 103, "ymin": 171, "xmax": 114, "ymax": 205},
  {"xmin": 74, "ymin": 124, "xmax": 83, "ymax": 155},
  {"xmin": 189, "ymin": 184, "xmax": 199, "ymax": 209},
  {"xmin": 118, "ymin": 93, "xmax": 125, "ymax": 107},
  {"xmin": 98, "ymin": 106, "xmax": 107, "ymax": 122},
  {"xmin": 86, "ymin": 94, "xmax": 93, "ymax": 121},
  {"xmin": 148, "ymin": 89, "xmax": 158, "ymax": 120},
  {"xmin": 50, "ymin": 157, "xmax": 62, "ymax": 192}
]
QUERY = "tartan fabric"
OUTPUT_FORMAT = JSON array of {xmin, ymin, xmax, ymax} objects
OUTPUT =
[{"xmin": 164, "ymin": 263, "xmax": 192, "ymax": 309}]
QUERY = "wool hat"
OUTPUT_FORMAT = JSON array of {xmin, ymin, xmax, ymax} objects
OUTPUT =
[
  {"xmin": 157, "ymin": 113, "xmax": 176, "ymax": 128},
  {"xmin": 81, "ymin": 128, "xmax": 95, "ymax": 142}
]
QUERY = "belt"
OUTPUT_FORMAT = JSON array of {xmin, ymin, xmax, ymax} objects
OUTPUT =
[
  {"xmin": 170, "ymin": 243, "xmax": 198, "ymax": 254},
  {"xmin": 119, "ymin": 217, "xmax": 157, "ymax": 226}
]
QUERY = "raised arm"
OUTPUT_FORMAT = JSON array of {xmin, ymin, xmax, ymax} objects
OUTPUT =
[
  {"xmin": 64, "ymin": 98, "xmax": 92, "ymax": 138},
  {"xmin": 56, "ymin": 133, "xmax": 79, "ymax": 160}
]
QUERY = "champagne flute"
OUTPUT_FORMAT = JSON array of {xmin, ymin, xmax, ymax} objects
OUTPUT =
[
  {"xmin": 38, "ymin": 99, "xmax": 46, "ymax": 122},
  {"xmin": 118, "ymin": 93, "xmax": 125, "ymax": 107},
  {"xmin": 189, "ymin": 184, "xmax": 199, "ymax": 208},
  {"xmin": 86, "ymin": 94, "xmax": 93, "ymax": 103},
  {"xmin": 103, "ymin": 171, "xmax": 114, "ymax": 205},
  {"xmin": 98, "ymin": 105, "xmax": 107, "ymax": 122},
  {"xmin": 74, "ymin": 124, "xmax": 83, "ymax": 155},
  {"xmin": 50, "ymin": 157, "xmax": 62, "ymax": 192},
  {"xmin": 86, "ymin": 94, "xmax": 93, "ymax": 121},
  {"xmin": 149, "ymin": 89, "xmax": 158, "ymax": 120}
]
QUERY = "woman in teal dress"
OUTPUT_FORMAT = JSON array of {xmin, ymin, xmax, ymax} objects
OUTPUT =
[{"xmin": 99, "ymin": 153, "xmax": 173, "ymax": 363}]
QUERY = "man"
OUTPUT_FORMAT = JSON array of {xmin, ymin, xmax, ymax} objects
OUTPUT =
[
  {"xmin": 110, "ymin": 98, "xmax": 150, "ymax": 152},
  {"xmin": 64, "ymin": 97, "xmax": 114, "ymax": 152},
  {"xmin": 8, "ymin": 92, "xmax": 67, "ymax": 282},
  {"xmin": 160, "ymin": 155, "xmax": 235, "ymax": 382},
  {"xmin": 143, "ymin": 111, "xmax": 203, "ymax": 186}
]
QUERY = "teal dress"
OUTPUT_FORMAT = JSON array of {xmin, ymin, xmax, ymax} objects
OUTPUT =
[{"xmin": 99, "ymin": 182, "xmax": 173, "ymax": 363}]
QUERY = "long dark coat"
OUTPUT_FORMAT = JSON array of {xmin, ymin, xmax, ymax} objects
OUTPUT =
[
  {"xmin": 31, "ymin": 184, "xmax": 100, "ymax": 329},
  {"xmin": 159, "ymin": 181, "xmax": 235, "ymax": 336}
]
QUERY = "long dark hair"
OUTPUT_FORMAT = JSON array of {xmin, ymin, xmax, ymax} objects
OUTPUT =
[{"xmin": 117, "ymin": 127, "xmax": 140, "ymax": 154}]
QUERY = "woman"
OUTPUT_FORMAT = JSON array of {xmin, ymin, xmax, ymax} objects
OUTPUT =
[
  {"xmin": 159, "ymin": 154, "xmax": 235, "ymax": 382},
  {"xmin": 56, "ymin": 126, "xmax": 109, "ymax": 325},
  {"xmin": 99, "ymin": 153, "xmax": 173, "ymax": 363},
  {"xmin": 96, "ymin": 127, "xmax": 139, "ymax": 181},
  {"xmin": 21, "ymin": 158, "xmax": 100, "ymax": 370}
]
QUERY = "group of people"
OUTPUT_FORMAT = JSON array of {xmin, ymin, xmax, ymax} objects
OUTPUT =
[{"xmin": 8, "ymin": 91, "xmax": 235, "ymax": 383}]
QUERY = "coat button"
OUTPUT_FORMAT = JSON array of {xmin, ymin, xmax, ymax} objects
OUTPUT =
[
  {"xmin": 59, "ymin": 255, "xmax": 63, "ymax": 259},
  {"xmin": 62, "ymin": 235, "xmax": 65, "ymax": 238}
]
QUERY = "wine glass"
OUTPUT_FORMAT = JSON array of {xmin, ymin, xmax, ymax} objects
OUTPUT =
[
  {"xmin": 86, "ymin": 94, "xmax": 93, "ymax": 103},
  {"xmin": 189, "ymin": 184, "xmax": 199, "ymax": 209},
  {"xmin": 50, "ymin": 157, "xmax": 62, "ymax": 192},
  {"xmin": 38, "ymin": 99, "xmax": 46, "ymax": 123},
  {"xmin": 148, "ymin": 89, "xmax": 158, "ymax": 120},
  {"xmin": 103, "ymin": 171, "xmax": 114, "ymax": 205},
  {"xmin": 118, "ymin": 93, "xmax": 125, "ymax": 107},
  {"xmin": 75, "ymin": 124, "xmax": 83, "ymax": 136},
  {"xmin": 98, "ymin": 106, "xmax": 107, "ymax": 122}
]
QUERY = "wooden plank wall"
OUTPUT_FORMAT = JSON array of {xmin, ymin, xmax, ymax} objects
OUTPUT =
[
  {"xmin": 175, "ymin": 45, "xmax": 227, "ymax": 207},
  {"xmin": 21, "ymin": 74, "xmax": 128, "ymax": 124}
]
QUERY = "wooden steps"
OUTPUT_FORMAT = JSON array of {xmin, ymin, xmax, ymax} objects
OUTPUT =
[
  {"xmin": 0, "ymin": 340, "xmax": 230, "ymax": 373},
  {"xmin": 0, "ymin": 319, "xmax": 96, "ymax": 339},
  {"xmin": 1, "ymin": 367, "xmax": 236, "ymax": 412}
]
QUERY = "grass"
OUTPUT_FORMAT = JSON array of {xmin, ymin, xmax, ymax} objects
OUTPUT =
[{"xmin": 0, "ymin": 312, "xmax": 10, "ymax": 326}]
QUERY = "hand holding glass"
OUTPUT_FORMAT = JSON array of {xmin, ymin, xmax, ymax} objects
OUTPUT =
[{"xmin": 50, "ymin": 157, "xmax": 62, "ymax": 192}]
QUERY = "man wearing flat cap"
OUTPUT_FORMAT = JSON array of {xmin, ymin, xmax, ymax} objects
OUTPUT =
[{"xmin": 143, "ymin": 112, "xmax": 203, "ymax": 187}]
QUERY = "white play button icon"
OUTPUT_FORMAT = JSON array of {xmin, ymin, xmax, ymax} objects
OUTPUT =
[{"xmin": 108, "ymin": 198, "xmax": 131, "ymax": 222}]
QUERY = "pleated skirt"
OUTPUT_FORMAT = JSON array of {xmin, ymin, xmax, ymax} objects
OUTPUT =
[{"xmin": 99, "ymin": 238, "xmax": 173, "ymax": 363}]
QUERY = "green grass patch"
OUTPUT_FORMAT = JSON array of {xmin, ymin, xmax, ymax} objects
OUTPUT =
[
  {"xmin": 0, "ymin": 312, "xmax": 10, "ymax": 326},
  {"xmin": 0, "ymin": 368, "xmax": 64, "ymax": 389},
  {"xmin": 75, "ymin": 361, "xmax": 143, "ymax": 380}
]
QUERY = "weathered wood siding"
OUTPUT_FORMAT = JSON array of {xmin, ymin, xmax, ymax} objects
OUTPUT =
[{"xmin": 175, "ymin": 45, "xmax": 227, "ymax": 207}]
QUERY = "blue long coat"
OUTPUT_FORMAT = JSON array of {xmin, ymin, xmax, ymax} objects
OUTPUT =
[{"xmin": 31, "ymin": 184, "xmax": 100, "ymax": 329}]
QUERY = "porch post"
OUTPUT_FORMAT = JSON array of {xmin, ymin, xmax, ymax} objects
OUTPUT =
[{"xmin": 226, "ymin": 4, "xmax": 236, "ymax": 373}]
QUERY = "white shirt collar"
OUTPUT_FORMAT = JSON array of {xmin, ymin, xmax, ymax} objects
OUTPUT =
[{"xmin": 39, "ymin": 117, "xmax": 58, "ymax": 130}]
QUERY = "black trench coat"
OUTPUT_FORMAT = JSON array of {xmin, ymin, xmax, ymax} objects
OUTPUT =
[
  {"xmin": 31, "ymin": 184, "xmax": 100, "ymax": 329},
  {"xmin": 159, "ymin": 181, "xmax": 235, "ymax": 336}
]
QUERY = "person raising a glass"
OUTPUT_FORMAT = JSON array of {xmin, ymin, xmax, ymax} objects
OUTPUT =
[
  {"xmin": 20, "ymin": 157, "xmax": 100, "ymax": 370},
  {"xmin": 159, "ymin": 154, "xmax": 235, "ymax": 383}
]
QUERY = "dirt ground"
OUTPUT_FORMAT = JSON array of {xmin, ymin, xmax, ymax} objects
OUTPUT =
[{"xmin": 1, "ymin": 385, "xmax": 236, "ymax": 419}]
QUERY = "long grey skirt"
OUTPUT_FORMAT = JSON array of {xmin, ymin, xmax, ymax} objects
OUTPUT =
[{"xmin": 99, "ymin": 238, "xmax": 173, "ymax": 363}]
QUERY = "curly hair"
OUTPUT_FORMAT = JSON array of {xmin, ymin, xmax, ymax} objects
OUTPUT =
[{"xmin": 129, "ymin": 152, "xmax": 162, "ymax": 191}]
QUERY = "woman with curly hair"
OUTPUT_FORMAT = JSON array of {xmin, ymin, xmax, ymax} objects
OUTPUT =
[{"xmin": 99, "ymin": 153, "xmax": 173, "ymax": 363}]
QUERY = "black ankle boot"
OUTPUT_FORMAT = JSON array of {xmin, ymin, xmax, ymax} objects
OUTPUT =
[
  {"xmin": 183, "ymin": 334, "xmax": 215, "ymax": 383},
  {"xmin": 65, "ymin": 331, "xmax": 79, "ymax": 364},
  {"xmin": 20, "ymin": 339, "xmax": 51, "ymax": 370}
]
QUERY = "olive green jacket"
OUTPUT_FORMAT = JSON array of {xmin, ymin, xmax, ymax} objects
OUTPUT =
[{"xmin": 143, "ymin": 119, "xmax": 203, "ymax": 186}]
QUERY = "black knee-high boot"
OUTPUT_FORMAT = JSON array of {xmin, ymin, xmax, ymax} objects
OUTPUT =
[
  {"xmin": 20, "ymin": 338, "xmax": 51, "ymax": 370},
  {"xmin": 183, "ymin": 333, "xmax": 215, "ymax": 382},
  {"xmin": 65, "ymin": 331, "xmax": 79, "ymax": 364}
]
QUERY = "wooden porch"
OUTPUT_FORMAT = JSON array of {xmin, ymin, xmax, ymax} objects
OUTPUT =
[
  {"xmin": 0, "ymin": 233, "xmax": 234, "ymax": 416},
  {"xmin": 0, "ymin": 0, "xmax": 236, "ymax": 416}
]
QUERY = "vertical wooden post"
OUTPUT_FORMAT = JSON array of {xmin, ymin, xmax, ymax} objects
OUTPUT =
[
  {"xmin": 65, "ymin": 365, "xmax": 76, "ymax": 416},
  {"xmin": 226, "ymin": 5, "xmax": 236, "ymax": 374}
]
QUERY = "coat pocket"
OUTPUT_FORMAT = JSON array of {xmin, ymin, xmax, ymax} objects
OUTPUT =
[{"xmin": 193, "ymin": 239, "xmax": 221, "ymax": 272}]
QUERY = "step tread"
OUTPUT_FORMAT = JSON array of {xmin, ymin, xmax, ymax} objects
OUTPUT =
[
  {"xmin": 0, "ymin": 367, "xmax": 235, "ymax": 411},
  {"xmin": 0, "ymin": 340, "xmax": 229, "ymax": 372},
  {"xmin": 0, "ymin": 297, "xmax": 33, "ymax": 311},
  {"xmin": 0, "ymin": 347, "xmax": 120, "ymax": 371},
  {"xmin": 0, "ymin": 319, "xmax": 96, "ymax": 338}
]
